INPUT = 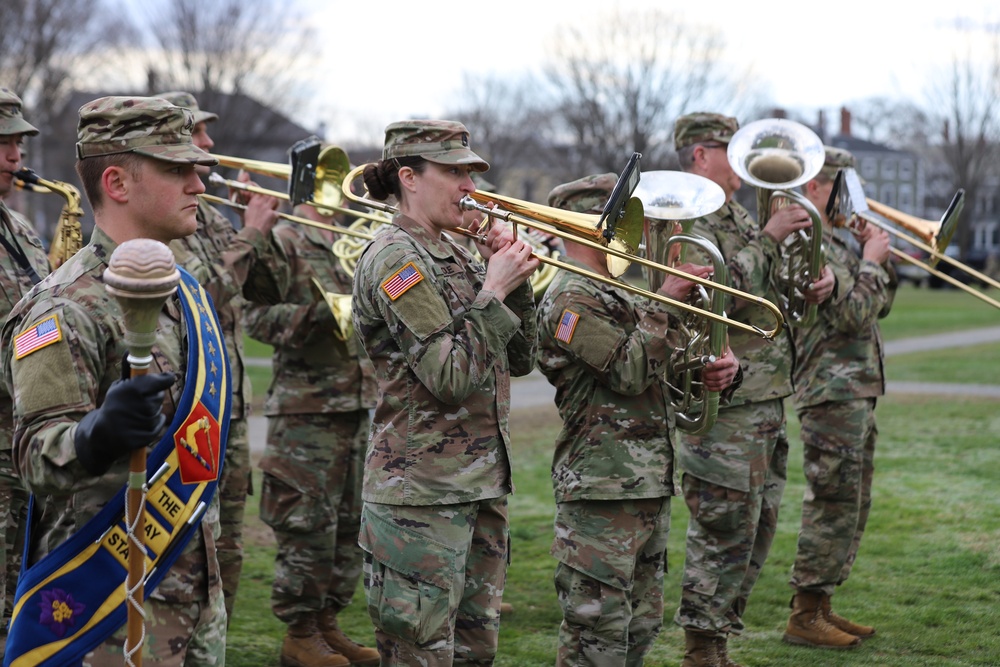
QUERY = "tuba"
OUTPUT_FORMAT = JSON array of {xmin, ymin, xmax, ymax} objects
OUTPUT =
[
  {"xmin": 636, "ymin": 171, "xmax": 728, "ymax": 434},
  {"xmin": 727, "ymin": 119, "xmax": 826, "ymax": 327},
  {"xmin": 14, "ymin": 168, "xmax": 84, "ymax": 269}
]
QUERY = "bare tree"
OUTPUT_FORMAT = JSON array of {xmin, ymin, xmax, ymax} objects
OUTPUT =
[
  {"xmin": 921, "ymin": 17, "xmax": 1000, "ymax": 255},
  {"xmin": 542, "ymin": 8, "xmax": 766, "ymax": 175},
  {"xmin": 849, "ymin": 96, "xmax": 934, "ymax": 150},
  {"xmin": 445, "ymin": 72, "xmax": 565, "ymax": 201},
  {"xmin": 0, "ymin": 0, "xmax": 134, "ymax": 145},
  {"xmin": 134, "ymin": 0, "xmax": 321, "ymax": 155},
  {"xmin": 0, "ymin": 0, "xmax": 135, "ymax": 240}
]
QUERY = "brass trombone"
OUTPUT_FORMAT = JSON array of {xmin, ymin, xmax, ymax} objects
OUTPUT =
[
  {"xmin": 339, "ymin": 164, "xmax": 786, "ymax": 340},
  {"xmin": 728, "ymin": 118, "xmax": 826, "ymax": 327},
  {"xmin": 828, "ymin": 168, "xmax": 1000, "ymax": 308},
  {"xmin": 635, "ymin": 170, "xmax": 729, "ymax": 434}
]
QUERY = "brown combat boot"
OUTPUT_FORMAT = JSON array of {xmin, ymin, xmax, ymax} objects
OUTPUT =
[
  {"xmin": 281, "ymin": 615, "xmax": 349, "ymax": 667},
  {"xmin": 821, "ymin": 593, "xmax": 876, "ymax": 640},
  {"xmin": 783, "ymin": 591, "xmax": 861, "ymax": 649},
  {"xmin": 318, "ymin": 608, "xmax": 379, "ymax": 666},
  {"xmin": 715, "ymin": 634, "xmax": 745, "ymax": 667},
  {"xmin": 499, "ymin": 602, "xmax": 515, "ymax": 615},
  {"xmin": 682, "ymin": 630, "xmax": 722, "ymax": 667}
]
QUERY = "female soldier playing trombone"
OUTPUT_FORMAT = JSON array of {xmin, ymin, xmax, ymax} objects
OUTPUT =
[{"xmin": 351, "ymin": 119, "xmax": 538, "ymax": 666}]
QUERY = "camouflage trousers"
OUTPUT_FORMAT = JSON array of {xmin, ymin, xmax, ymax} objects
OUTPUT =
[
  {"xmin": 674, "ymin": 399, "xmax": 789, "ymax": 635},
  {"xmin": 552, "ymin": 497, "xmax": 670, "ymax": 667},
  {"xmin": 790, "ymin": 398, "xmax": 877, "ymax": 596},
  {"xmin": 217, "ymin": 416, "xmax": 249, "ymax": 622},
  {"xmin": 259, "ymin": 411, "xmax": 368, "ymax": 623},
  {"xmin": 359, "ymin": 497, "xmax": 509, "ymax": 667},
  {"xmin": 82, "ymin": 583, "xmax": 227, "ymax": 666},
  {"xmin": 0, "ymin": 450, "xmax": 27, "ymax": 631}
]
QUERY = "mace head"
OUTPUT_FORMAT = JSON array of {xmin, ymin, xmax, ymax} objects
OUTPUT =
[{"xmin": 104, "ymin": 239, "xmax": 180, "ymax": 365}]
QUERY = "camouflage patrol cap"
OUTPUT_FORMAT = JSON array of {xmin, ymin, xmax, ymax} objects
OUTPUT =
[
  {"xmin": 382, "ymin": 119, "xmax": 489, "ymax": 172},
  {"xmin": 76, "ymin": 96, "xmax": 218, "ymax": 165},
  {"xmin": 154, "ymin": 90, "xmax": 219, "ymax": 124},
  {"xmin": 674, "ymin": 112, "xmax": 739, "ymax": 150},
  {"xmin": 819, "ymin": 145, "xmax": 856, "ymax": 180},
  {"xmin": 0, "ymin": 88, "xmax": 40, "ymax": 137},
  {"xmin": 547, "ymin": 173, "xmax": 617, "ymax": 214}
]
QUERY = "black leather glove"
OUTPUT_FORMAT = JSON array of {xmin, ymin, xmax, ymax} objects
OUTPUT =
[{"xmin": 74, "ymin": 372, "xmax": 177, "ymax": 476}]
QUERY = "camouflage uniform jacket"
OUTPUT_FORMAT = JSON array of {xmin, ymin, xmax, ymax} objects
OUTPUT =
[
  {"xmin": 0, "ymin": 202, "xmax": 49, "ymax": 455},
  {"xmin": 1, "ymin": 226, "xmax": 218, "ymax": 603},
  {"xmin": 648, "ymin": 200, "xmax": 793, "ymax": 406},
  {"xmin": 352, "ymin": 214, "xmax": 536, "ymax": 506},
  {"xmin": 792, "ymin": 229, "xmax": 896, "ymax": 409},
  {"xmin": 169, "ymin": 200, "xmax": 285, "ymax": 419},
  {"xmin": 536, "ymin": 260, "xmax": 683, "ymax": 502},
  {"xmin": 243, "ymin": 220, "xmax": 376, "ymax": 415}
]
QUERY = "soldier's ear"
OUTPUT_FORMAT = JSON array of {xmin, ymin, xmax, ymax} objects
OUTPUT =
[{"xmin": 102, "ymin": 165, "xmax": 131, "ymax": 205}]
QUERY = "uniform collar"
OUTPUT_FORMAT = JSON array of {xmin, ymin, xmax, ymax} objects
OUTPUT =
[
  {"xmin": 394, "ymin": 213, "xmax": 456, "ymax": 259},
  {"xmin": 88, "ymin": 225, "xmax": 118, "ymax": 265}
]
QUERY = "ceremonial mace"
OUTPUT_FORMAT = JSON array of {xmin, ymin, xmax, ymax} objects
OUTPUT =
[{"xmin": 104, "ymin": 239, "xmax": 180, "ymax": 667}]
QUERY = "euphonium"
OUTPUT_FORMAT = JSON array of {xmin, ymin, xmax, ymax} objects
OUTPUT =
[
  {"xmin": 727, "ymin": 118, "xmax": 826, "ymax": 327},
  {"xmin": 14, "ymin": 168, "xmax": 84, "ymax": 269},
  {"xmin": 635, "ymin": 170, "xmax": 728, "ymax": 434}
]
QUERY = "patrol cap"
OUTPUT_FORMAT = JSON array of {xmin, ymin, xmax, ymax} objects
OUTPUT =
[
  {"xmin": 382, "ymin": 119, "xmax": 489, "ymax": 172},
  {"xmin": 819, "ymin": 145, "xmax": 857, "ymax": 180},
  {"xmin": 0, "ymin": 88, "xmax": 40, "ymax": 137},
  {"xmin": 75, "ymin": 96, "xmax": 218, "ymax": 165},
  {"xmin": 674, "ymin": 112, "xmax": 739, "ymax": 150},
  {"xmin": 547, "ymin": 173, "xmax": 617, "ymax": 214},
  {"xmin": 154, "ymin": 90, "xmax": 219, "ymax": 125}
]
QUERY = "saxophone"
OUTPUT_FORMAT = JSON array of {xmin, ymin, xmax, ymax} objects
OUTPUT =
[{"xmin": 14, "ymin": 168, "xmax": 85, "ymax": 269}]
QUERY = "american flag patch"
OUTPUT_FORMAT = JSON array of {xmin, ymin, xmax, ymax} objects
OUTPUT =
[
  {"xmin": 14, "ymin": 314, "xmax": 63, "ymax": 359},
  {"xmin": 382, "ymin": 262, "xmax": 424, "ymax": 300},
  {"xmin": 555, "ymin": 309, "xmax": 580, "ymax": 344}
]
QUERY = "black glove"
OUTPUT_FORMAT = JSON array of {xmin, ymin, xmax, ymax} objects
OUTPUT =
[{"xmin": 74, "ymin": 372, "xmax": 177, "ymax": 476}]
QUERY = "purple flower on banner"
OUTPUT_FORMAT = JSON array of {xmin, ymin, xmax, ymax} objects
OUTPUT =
[{"xmin": 39, "ymin": 588, "xmax": 86, "ymax": 637}]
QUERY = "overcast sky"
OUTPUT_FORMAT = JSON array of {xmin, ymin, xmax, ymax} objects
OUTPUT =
[{"xmin": 300, "ymin": 0, "xmax": 998, "ymax": 143}]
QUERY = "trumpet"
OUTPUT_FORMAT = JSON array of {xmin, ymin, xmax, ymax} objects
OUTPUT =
[
  {"xmin": 636, "ymin": 170, "xmax": 729, "ymax": 434},
  {"xmin": 14, "ymin": 168, "xmax": 84, "ymax": 270},
  {"xmin": 828, "ymin": 168, "xmax": 1000, "ymax": 309},
  {"xmin": 728, "ymin": 118, "xmax": 826, "ymax": 327},
  {"xmin": 339, "ymin": 164, "xmax": 786, "ymax": 340}
]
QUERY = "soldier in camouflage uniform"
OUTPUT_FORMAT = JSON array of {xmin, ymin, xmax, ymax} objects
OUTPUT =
[
  {"xmin": 536, "ymin": 174, "xmax": 741, "ymax": 667},
  {"xmin": 645, "ymin": 112, "xmax": 835, "ymax": 667},
  {"xmin": 156, "ymin": 90, "xmax": 284, "ymax": 623},
  {"xmin": 0, "ymin": 88, "xmax": 50, "ymax": 653},
  {"xmin": 783, "ymin": 146, "xmax": 896, "ymax": 649},
  {"xmin": 352, "ymin": 119, "xmax": 538, "ymax": 666},
  {"xmin": 244, "ymin": 201, "xmax": 379, "ymax": 667},
  {"xmin": 0, "ymin": 96, "xmax": 227, "ymax": 664}
]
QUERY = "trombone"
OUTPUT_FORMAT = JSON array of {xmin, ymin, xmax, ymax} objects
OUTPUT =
[
  {"xmin": 728, "ymin": 118, "xmax": 826, "ymax": 327},
  {"xmin": 339, "ymin": 164, "xmax": 786, "ymax": 340},
  {"xmin": 828, "ymin": 168, "xmax": 1000, "ymax": 309}
]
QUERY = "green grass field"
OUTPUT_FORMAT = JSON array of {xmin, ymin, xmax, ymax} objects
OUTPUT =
[{"xmin": 228, "ymin": 283, "xmax": 1000, "ymax": 666}]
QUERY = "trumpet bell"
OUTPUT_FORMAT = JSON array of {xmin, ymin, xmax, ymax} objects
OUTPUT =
[
  {"xmin": 728, "ymin": 118, "xmax": 825, "ymax": 191},
  {"xmin": 633, "ymin": 171, "xmax": 726, "ymax": 221},
  {"xmin": 310, "ymin": 277, "xmax": 354, "ymax": 342},
  {"xmin": 866, "ymin": 194, "xmax": 963, "ymax": 261}
]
